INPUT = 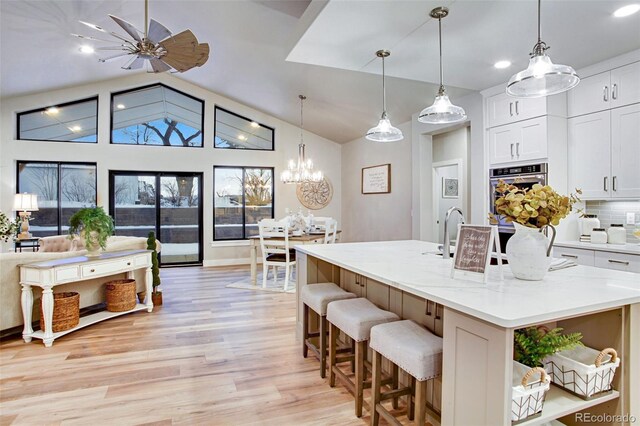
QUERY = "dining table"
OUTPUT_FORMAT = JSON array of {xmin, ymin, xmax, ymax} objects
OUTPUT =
[{"xmin": 248, "ymin": 230, "xmax": 341, "ymax": 285}]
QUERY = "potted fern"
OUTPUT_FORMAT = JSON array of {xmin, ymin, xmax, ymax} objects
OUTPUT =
[
  {"xmin": 514, "ymin": 326, "xmax": 583, "ymax": 368},
  {"xmin": 68, "ymin": 207, "xmax": 114, "ymax": 257}
]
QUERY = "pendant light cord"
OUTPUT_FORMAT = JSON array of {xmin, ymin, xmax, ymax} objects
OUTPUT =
[
  {"xmin": 438, "ymin": 16, "xmax": 443, "ymax": 91},
  {"xmin": 382, "ymin": 54, "xmax": 387, "ymax": 115},
  {"xmin": 537, "ymin": 0, "xmax": 541, "ymax": 44}
]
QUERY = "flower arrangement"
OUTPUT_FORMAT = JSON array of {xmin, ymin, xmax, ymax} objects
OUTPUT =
[
  {"xmin": 491, "ymin": 180, "xmax": 581, "ymax": 229},
  {"xmin": 0, "ymin": 211, "xmax": 19, "ymax": 242}
]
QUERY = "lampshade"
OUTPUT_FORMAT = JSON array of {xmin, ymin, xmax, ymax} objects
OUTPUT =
[
  {"xmin": 13, "ymin": 193, "xmax": 39, "ymax": 211},
  {"xmin": 418, "ymin": 90, "xmax": 467, "ymax": 124},
  {"xmin": 506, "ymin": 54, "xmax": 580, "ymax": 98},
  {"xmin": 366, "ymin": 115, "xmax": 404, "ymax": 142}
]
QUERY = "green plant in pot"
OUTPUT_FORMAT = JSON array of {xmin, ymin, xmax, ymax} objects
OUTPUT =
[
  {"xmin": 68, "ymin": 207, "xmax": 114, "ymax": 257},
  {"xmin": 514, "ymin": 326, "xmax": 583, "ymax": 368},
  {"xmin": 147, "ymin": 231, "xmax": 162, "ymax": 306}
]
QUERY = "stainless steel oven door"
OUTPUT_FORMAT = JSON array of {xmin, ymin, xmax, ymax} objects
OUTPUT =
[{"xmin": 489, "ymin": 172, "xmax": 547, "ymax": 233}]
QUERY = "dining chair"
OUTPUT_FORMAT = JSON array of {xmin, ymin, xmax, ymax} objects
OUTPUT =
[
  {"xmin": 258, "ymin": 220, "xmax": 296, "ymax": 291},
  {"xmin": 324, "ymin": 218, "xmax": 338, "ymax": 244}
]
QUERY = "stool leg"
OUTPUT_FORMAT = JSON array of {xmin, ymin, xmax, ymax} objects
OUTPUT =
[
  {"xmin": 392, "ymin": 363, "xmax": 399, "ymax": 410},
  {"xmin": 355, "ymin": 340, "xmax": 366, "ymax": 417},
  {"xmin": 351, "ymin": 339, "xmax": 356, "ymax": 373},
  {"xmin": 329, "ymin": 323, "xmax": 337, "ymax": 387},
  {"xmin": 408, "ymin": 376, "xmax": 415, "ymax": 421},
  {"xmin": 415, "ymin": 379, "xmax": 428, "ymax": 425},
  {"xmin": 302, "ymin": 304, "xmax": 309, "ymax": 358},
  {"xmin": 319, "ymin": 316, "xmax": 327, "ymax": 378},
  {"xmin": 371, "ymin": 350, "xmax": 382, "ymax": 426}
]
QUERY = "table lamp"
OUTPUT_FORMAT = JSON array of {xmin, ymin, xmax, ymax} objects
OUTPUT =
[{"xmin": 13, "ymin": 193, "xmax": 39, "ymax": 240}]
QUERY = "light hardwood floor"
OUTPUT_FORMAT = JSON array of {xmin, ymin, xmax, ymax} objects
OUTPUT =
[{"xmin": 0, "ymin": 266, "xmax": 417, "ymax": 425}]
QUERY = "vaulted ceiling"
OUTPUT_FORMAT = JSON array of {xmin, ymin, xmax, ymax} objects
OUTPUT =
[{"xmin": 1, "ymin": 1, "xmax": 639, "ymax": 143}]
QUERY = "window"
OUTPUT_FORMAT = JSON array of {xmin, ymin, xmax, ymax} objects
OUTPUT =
[
  {"xmin": 17, "ymin": 97, "xmax": 98, "ymax": 143},
  {"xmin": 17, "ymin": 162, "xmax": 97, "ymax": 237},
  {"xmin": 111, "ymin": 83, "xmax": 204, "ymax": 147},
  {"xmin": 214, "ymin": 166, "xmax": 274, "ymax": 240},
  {"xmin": 214, "ymin": 107, "xmax": 274, "ymax": 150}
]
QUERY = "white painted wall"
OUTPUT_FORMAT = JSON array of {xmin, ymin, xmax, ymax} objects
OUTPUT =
[
  {"xmin": 340, "ymin": 121, "xmax": 412, "ymax": 242},
  {"xmin": 432, "ymin": 126, "xmax": 471, "ymax": 219},
  {"xmin": 0, "ymin": 73, "xmax": 342, "ymax": 264}
]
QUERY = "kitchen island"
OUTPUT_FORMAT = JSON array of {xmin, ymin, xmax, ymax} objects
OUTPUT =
[{"xmin": 295, "ymin": 240, "xmax": 640, "ymax": 425}]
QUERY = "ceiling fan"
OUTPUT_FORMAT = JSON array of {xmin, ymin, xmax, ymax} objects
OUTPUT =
[{"xmin": 72, "ymin": 0, "xmax": 209, "ymax": 73}]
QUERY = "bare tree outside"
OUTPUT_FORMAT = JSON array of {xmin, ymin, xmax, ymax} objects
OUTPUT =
[
  {"xmin": 61, "ymin": 171, "xmax": 96, "ymax": 204},
  {"xmin": 241, "ymin": 170, "xmax": 272, "ymax": 206},
  {"xmin": 24, "ymin": 164, "xmax": 58, "ymax": 201}
]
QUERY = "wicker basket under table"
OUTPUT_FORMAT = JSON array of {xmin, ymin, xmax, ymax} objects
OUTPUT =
[
  {"xmin": 105, "ymin": 279, "xmax": 137, "ymax": 312},
  {"xmin": 39, "ymin": 292, "xmax": 80, "ymax": 333}
]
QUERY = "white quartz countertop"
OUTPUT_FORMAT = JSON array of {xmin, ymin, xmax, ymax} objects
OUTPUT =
[
  {"xmin": 554, "ymin": 240, "xmax": 640, "ymax": 255},
  {"xmin": 295, "ymin": 240, "xmax": 640, "ymax": 328}
]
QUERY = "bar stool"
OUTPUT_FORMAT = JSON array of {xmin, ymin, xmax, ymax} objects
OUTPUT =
[
  {"xmin": 327, "ymin": 298, "xmax": 400, "ymax": 417},
  {"xmin": 301, "ymin": 283, "xmax": 356, "ymax": 378},
  {"xmin": 370, "ymin": 320, "xmax": 443, "ymax": 426}
]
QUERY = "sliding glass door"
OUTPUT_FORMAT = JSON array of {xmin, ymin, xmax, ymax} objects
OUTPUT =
[{"xmin": 110, "ymin": 171, "xmax": 203, "ymax": 266}]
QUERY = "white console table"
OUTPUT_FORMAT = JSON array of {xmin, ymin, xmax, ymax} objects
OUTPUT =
[{"xmin": 19, "ymin": 250, "xmax": 153, "ymax": 347}]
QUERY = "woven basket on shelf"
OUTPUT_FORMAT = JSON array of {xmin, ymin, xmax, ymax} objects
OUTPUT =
[
  {"xmin": 105, "ymin": 279, "xmax": 137, "ymax": 312},
  {"xmin": 40, "ymin": 292, "xmax": 80, "ymax": 333}
]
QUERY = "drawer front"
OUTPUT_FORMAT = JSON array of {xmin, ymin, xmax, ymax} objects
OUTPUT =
[
  {"xmin": 55, "ymin": 266, "xmax": 81, "ymax": 282},
  {"xmin": 553, "ymin": 246, "xmax": 595, "ymax": 266},
  {"xmin": 81, "ymin": 259, "xmax": 133, "ymax": 278},
  {"xmin": 134, "ymin": 254, "xmax": 151, "ymax": 268},
  {"xmin": 594, "ymin": 251, "xmax": 640, "ymax": 273}
]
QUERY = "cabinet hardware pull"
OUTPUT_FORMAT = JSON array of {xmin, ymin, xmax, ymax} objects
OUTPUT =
[
  {"xmin": 516, "ymin": 142, "xmax": 520, "ymax": 157},
  {"xmin": 612, "ymin": 176, "xmax": 617, "ymax": 191},
  {"xmin": 426, "ymin": 301, "xmax": 432, "ymax": 316},
  {"xmin": 90, "ymin": 268, "xmax": 95, "ymax": 272},
  {"xmin": 510, "ymin": 143, "xmax": 514, "ymax": 158},
  {"xmin": 127, "ymin": 262, "xmax": 131, "ymax": 266},
  {"xmin": 604, "ymin": 176, "xmax": 608, "ymax": 192},
  {"xmin": 515, "ymin": 100, "xmax": 519, "ymax": 115},
  {"xmin": 435, "ymin": 304, "xmax": 442, "ymax": 320},
  {"xmin": 612, "ymin": 83, "xmax": 618, "ymax": 100},
  {"xmin": 509, "ymin": 102, "xmax": 513, "ymax": 116},
  {"xmin": 608, "ymin": 259, "xmax": 629, "ymax": 265},
  {"xmin": 561, "ymin": 254, "xmax": 578, "ymax": 259},
  {"xmin": 603, "ymin": 85, "xmax": 609, "ymax": 102}
]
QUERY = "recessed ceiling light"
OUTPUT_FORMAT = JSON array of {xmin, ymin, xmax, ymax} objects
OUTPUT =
[
  {"xmin": 494, "ymin": 60, "xmax": 511, "ymax": 69},
  {"xmin": 79, "ymin": 45, "xmax": 95, "ymax": 54},
  {"xmin": 250, "ymin": 121, "xmax": 260, "ymax": 128},
  {"xmin": 69, "ymin": 125, "xmax": 82, "ymax": 132},
  {"xmin": 116, "ymin": 103, "xmax": 125, "ymax": 109},
  {"xmin": 613, "ymin": 4, "xmax": 640, "ymax": 17},
  {"xmin": 238, "ymin": 135, "xmax": 247, "ymax": 141},
  {"xmin": 45, "ymin": 107, "xmax": 59, "ymax": 115}
]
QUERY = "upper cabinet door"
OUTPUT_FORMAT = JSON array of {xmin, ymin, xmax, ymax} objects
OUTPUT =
[
  {"xmin": 487, "ymin": 92, "xmax": 547, "ymax": 128},
  {"xmin": 488, "ymin": 124, "xmax": 517, "ymax": 165},
  {"xmin": 568, "ymin": 71, "xmax": 611, "ymax": 117},
  {"xmin": 610, "ymin": 62, "xmax": 640, "ymax": 109},
  {"xmin": 611, "ymin": 103, "xmax": 640, "ymax": 199},
  {"xmin": 517, "ymin": 117, "xmax": 548, "ymax": 162},
  {"xmin": 568, "ymin": 111, "xmax": 611, "ymax": 199}
]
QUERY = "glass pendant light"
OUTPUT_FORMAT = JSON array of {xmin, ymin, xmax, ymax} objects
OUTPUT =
[
  {"xmin": 506, "ymin": 0, "xmax": 579, "ymax": 98},
  {"xmin": 280, "ymin": 95, "xmax": 324, "ymax": 184},
  {"xmin": 366, "ymin": 50, "xmax": 403, "ymax": 142},
  {"xmin": 419, "ymin": 7, "xmax": 467, "ymax": 124}
]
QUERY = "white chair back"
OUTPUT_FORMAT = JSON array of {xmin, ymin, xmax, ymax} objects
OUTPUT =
[
  {"xmin": 324, "ymin": 218, "xmax": 338, "ymax": 244},
  {"xmin": 258, "ymin": 220, "xmax": 291, "ymax": 262}
]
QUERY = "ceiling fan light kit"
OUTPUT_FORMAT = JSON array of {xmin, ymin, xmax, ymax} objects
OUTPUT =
[
  {"xmin": 73, "ymin": 0, "xmax": 209, "ymax": 73},
  {"xmin": 506, "ymin": 0, "xmax": 579, "ymax": 97},
  {"xmin": 366, "ymin": 49, "xmax": 404, "ymax": 142},
  {"xmin": 418, "ymin": 7, "xmax": 467, "ymax": 125}
]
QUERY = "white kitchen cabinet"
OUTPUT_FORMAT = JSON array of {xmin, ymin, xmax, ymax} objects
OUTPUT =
[
  {"xmin": 552, "ymin": 246, "xmax": 595, "ymax": 266},
  {"xmin": 594, "ymin": 251, "xmax": 640, "ymax": 273},
  {"xmin": 611, "ymin": 103, "xmax": 640, "ymax": 198},
  {"xmin": 489, "ymin": 116, "xmax": 548, "ymax": 165},
  {"xmin": 568, "ymin": 62, "xmax": 640, "ymax": 117},
  {"xmin": 487, "ymin": 92, "xmax": 547, "ymax": 127},
  {"xmin": 568, "ymin": 111, "xmax": 611, "ymax": 199}
]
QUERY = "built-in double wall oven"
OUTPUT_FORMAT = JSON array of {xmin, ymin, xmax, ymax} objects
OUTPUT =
[{"xmin": 490, "ymin": 163, "xmax": 548, "ymax": 251}]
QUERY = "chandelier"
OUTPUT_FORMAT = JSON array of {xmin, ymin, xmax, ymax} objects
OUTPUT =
[{"xmin": 280, "ymin": 95, "xmax": 323, "ymax": 184}]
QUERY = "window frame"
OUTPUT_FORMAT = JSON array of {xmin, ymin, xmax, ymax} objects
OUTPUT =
[
  {"xmin": 109, "ymin": 83, "xmax": 205, "ymax": 148},
  {"xmin": 214, "ymin": 106, "xmax": 275, "ymax": 151},
  {"xmin": 213, "ymin": 165, "xmax": 275, "ymax": 241},
  {"xmin": 16, "ymin": 160, "xmax": 98, "ymax": 236},
  {"xmin": 16, "ymin": 96, "xmax": 99, "ymax": 143}
]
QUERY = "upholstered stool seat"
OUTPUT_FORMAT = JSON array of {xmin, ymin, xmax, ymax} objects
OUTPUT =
[
  {"xmin": 301, "ymin": 283, "xmax": 356, "ymax": 378},
  {"xmin": 327, "ymin": 298, "xmax": 400, "ymax": 417},
  {"xmin": 369, "ymin": 320, "xmax": 443, "ymax": 425}
]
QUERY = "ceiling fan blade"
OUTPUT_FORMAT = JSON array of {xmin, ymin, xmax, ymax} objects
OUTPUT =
[
  {"xmin": 109, "ymin": 15, "xmax": 142, "ymax": 42},
  {"xmin": 149, "ymin": 58, "xmax": 172, "ymax": 73},
  {"xmin": 95, "ymin": 46, "xmax": 130, "ymax": 51},
  {"xmin": 147, "ymin": 19, "xmax": 172, "ymax": 44},
  {"xmin": 193, "ymin": 43, "xmax": 210, "ymax": 67},
  {"xmin": 98, "ymin": 52, "xmax": 133, "ymax": 62},
  {"xmin": 79, "ymin": 20, "xmax": 106, "ymax": 32},
  {"xmin": 71, "ymin": 33, "xmax": 116, "ymax": 43},
  {"xmin": 122, "ymin": 56, "xmax": 145, "ymax": 70},
  {"xmin": 161, "ymin": 41, "xmax": 210, "ymax": 72}
]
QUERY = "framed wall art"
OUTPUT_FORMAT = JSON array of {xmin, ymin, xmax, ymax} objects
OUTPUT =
[
  {"xmin": 362, "ymin": 164, "xmax": 391, "ymax": 194},
  {"xmin": 442, "ymin": 177, "xmax": 459, "ymax": 198}
]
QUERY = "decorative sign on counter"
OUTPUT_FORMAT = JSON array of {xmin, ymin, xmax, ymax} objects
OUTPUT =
[
  {"xmin": 362, "ymin": 164, "xmax": 391, "ymax": 194},
  {"xmin": 451, "ymin": 224, "xmax": 503, "ymax": 283}
]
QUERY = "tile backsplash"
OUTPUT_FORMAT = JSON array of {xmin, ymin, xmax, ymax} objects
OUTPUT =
[{"xmin": 585, "ymin": 201, "xmax": 640, "ymax": 243}]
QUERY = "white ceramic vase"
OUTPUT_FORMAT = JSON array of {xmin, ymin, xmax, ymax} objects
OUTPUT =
[
  {"xmin": 507, "ymin": 223, "xmax": 555, "ymax": 281},
  {"xmin": 83, "ymin": 230, "xmax": 102, "ymax": 257}
]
